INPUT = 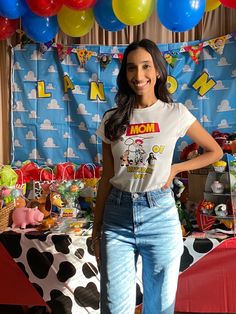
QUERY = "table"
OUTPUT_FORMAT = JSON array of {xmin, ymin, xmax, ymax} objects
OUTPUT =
[
  {"xmin": 0, "ymin": 229, "xmax": 230, "ymax": 314},
  {"xmin": 0, "ymin": 230, "xmax": 100, "ymax": 314}
]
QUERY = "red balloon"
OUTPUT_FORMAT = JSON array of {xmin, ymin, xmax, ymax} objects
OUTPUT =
[
  {"xmin": 0, "ymin": 16, "xmax": 19, "ymax": 40},
  {"xmin": 26, "ymin": 0, "xmax": 63, "ymax": 17},
  {"xmin": 64, "ymin": 0, "xmax": 97, "ymax": 10},
  {"xmin": 220, "ymin": 0, "xmax": 236, "ymax": 8}
]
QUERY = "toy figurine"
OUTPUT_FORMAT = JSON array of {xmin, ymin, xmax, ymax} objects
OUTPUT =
[
  {"xmin": 212, "ymin": 130, "xmax": 231, "ymax": 154},
  {"xmin": 180, "ymin": 142, "xmax": 199, "ymax": 161},
  {"xmin": 12, "ymin": 206, "xmax": 44, "ymax": 229},
  {"xmin": 173, "ymin": 178, "xmax": 192, "ymax": 235},
  {"xmin": 227, "ymin": 132, "xmax": 236, "ymax": 155},
  {"xmin": 211, "ymin": 181, "xmax": 224, "ymax": 194},
  {"xmin": 28, "ymin": 191, "xmax": 64, "ymax": 218},
  {"xmin": 214, "ymin": 203, "xmax": 228, "ymax": 217}
]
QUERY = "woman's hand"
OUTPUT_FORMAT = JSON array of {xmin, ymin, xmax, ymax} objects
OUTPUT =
[
  {"xmin": 91, "ymin": 234, "xmax": 101, "ymax": 271},
  {"xmin": 162, "ymin": 164, "xmax": 179, "ymax": 190}
]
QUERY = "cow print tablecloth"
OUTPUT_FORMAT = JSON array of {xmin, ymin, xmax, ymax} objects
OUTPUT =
[{"xmin": 0, "ymin": 230, "xmax": 221, "ymax": 314}]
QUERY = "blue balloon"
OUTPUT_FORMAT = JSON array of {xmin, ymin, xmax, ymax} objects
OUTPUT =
[
  {"xmin": 157, "ymin": 0, "xmax": 206, "ymax": 32},
  {"xmin": 0, "ymin": 0, "xmax": 29, "ymax": 19},
  {"xmin": 93, "ymin": 0, "xmax": 125, "ymax": 32},
  {"xmin": 22, "ymin": 12, "xmax": 59, "ymax": 43}
]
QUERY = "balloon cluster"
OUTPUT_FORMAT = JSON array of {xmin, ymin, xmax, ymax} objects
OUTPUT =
[{"xmin": 0, "ymin": 0, "xmax": 234, "ymax": 42}]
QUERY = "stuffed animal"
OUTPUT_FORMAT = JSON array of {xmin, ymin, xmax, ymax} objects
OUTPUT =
[
  {"xmin": 227, "ymin": 132, "xmax": 236, "ymax": 155},
  {"xmin": 12, "ymin": 206, "xmax": 44, "ymax": 229},
  {"xmin": 173, "ymin": 178, "xmax": 192, "ymax": 235},
  {"xmin": 180, "ymin": 143, "xmax": 199, "ymax": 161},
  {"xmin": 28, "ymin": 191, "xmax": 64, "ymax": 218},
  {"xmin": 15, "ymin": 195, "xmax": 26, "ymax": 208},
  {"xmin": 212, "ymin": 130, "xmax": 231, "ymax": 153}
]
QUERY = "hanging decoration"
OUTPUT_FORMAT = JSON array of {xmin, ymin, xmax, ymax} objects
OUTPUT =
[
  {"xmin": 208, "ymin": 35, "xmax": 227, "ymax": 55},
  {"xmin": 157, "ymin": 0, "xmax": 206, "ymax": 32},
  {"xmin": 39, "ymin": 40, "xmax": 54, "ymax": 54},
  {"xmin": 0, "ymin": 0, "xmax": 230, "ymax": 41},
  {"xmin": 25, "ymin": 0, "xmax": 63, "ymax": 17},
  {"xmin": 0, "ymin": 16, "xmax": 19, "ymax": 40},
  {"xmin": 112, "ymin": 0, "xmax": 155, "ymax": 26},
  {"xmin": 205, "ymin": 0, "xmax": 221, "ymax": 12},
  {"xmin": 56, "ymin": 44, "xmax": 73, "ymax": 62},
  {"xmin": 57, "ymin": 6, "xmax": 94, "ymax": 37},
  {"xmin": 76, "ymin": 48, "xmax": 94, "ymax": 68},
  {"xmin": 0, "ymin": 0, "xmax": 29, "ymax": 19},
  {"xmin": 112, "ymin": 53, "xmax": 124, "ymax": 63},
  {"xmin": 22, "ymin": 11, "xmax": 59, "ymax": 43},
  {"xmin": 220, "ymin": 0, "xmax": 236, "ymax": 9},
  {"xmin": 16, "ymin": 29, "xmax": 34, "ymax": 46},
  {"xmin": 163, "ymin": 51, "xmax": 179, "ymax": 68},
  {"xmin": 63, "ymin": 0, "xmax": 97, "ymax": 10},
  {"xmin": 98, "ymin": 54, "xmax": 112, "ymax": 70},
  {"xmin": 10, "ymin": 30, "xmax": 235, "ymax": 70},
  {"xmin": 93, "ymin": 0, "xmax": 125, "ymax": 32},
  {"xmin": 183, "ymin": 43, "xmax": 204, "ymax": 64}
]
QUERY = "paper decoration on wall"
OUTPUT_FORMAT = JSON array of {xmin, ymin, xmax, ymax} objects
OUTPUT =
[
  {"xmin": 56, "ymin": 44, "xmax": 73, "ymax": 62},
  {"xmin": 16, "ymin": 29, "xmax": 34, "ymax": 47},
  {"xmin": 208, "ymin": 35, "xmax": 227, "ymax": 55},
  {"xmin": 76, "ymin": 48, "xmax": 93, "ymax": 68},
  {"xmin": 98, "ymin": 54, "xmax": 112, "ymax": 70},
  {"xmin": 39, "ymin": 40, "xmax": 53, "ymax": 54},
  {"xmin": 192, "ymin": 71, "xmax": 217, "ymax": 97},
  {"xmin": 163, "ymin": 51, "xmax": 178, "ymax": 67},
  {"xmin": 183, "ymin": 43, "xmax": 203, "ymax": 64},
  {"xmin": 112, "ymin": 53, "xmax": 123, "ymax": 63}
]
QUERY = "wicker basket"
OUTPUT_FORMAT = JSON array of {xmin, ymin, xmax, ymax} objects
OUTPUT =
[{"xmin": 0, "ymin": 201, "xmax": 15, "ymax": 231}]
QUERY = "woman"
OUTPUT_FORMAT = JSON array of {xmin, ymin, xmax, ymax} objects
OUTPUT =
[{"xmin": 93, "ymin": 39, "xmax": 223, "ymax": 314}]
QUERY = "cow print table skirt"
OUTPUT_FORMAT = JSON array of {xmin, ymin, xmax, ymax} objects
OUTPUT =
[{"xmin": 0, "ymin": 230, "xmax": 221, "ymax": 314}]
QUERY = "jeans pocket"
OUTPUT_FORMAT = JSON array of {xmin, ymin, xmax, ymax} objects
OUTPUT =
[
  {"xmin": 105, "ymin": 191, "xmax": 119, "ymax": 206},
  {"xmin": 151, "ymin": 190, "xmax": 175, "ymax": 209},
  {"xmin": 103, "ymin": 192, "xmax": 120, "ymax": 225}
]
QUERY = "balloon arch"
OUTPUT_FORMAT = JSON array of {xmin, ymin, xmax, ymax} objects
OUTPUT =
[{"xmin": 0, "ymin": 0, "xmax": 234, "ymax": 42}]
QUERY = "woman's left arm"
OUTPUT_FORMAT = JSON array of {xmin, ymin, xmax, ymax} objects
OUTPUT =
[{"xmin": 163, "ymin": 120, "xmax": 223, "ymax": 188}]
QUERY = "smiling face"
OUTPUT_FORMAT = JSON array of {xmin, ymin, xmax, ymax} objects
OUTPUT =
[{"xmin": 126, "ymin": 47, "xmax": 158, "ymax": 106}]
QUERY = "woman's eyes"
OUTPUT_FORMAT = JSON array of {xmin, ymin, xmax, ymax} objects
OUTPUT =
[{"xmin": 127, "ymin": 64, "xmax": 151, "ymax": 71}]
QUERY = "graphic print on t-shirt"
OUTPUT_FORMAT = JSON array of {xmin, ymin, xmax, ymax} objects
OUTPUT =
[
  {"xmin": 119, "ymin": 122, "xmax": 165, "ymax": 180},
  {"xmin": 126, "ymin": 122, "xmax": 160, "ymax": 136}
]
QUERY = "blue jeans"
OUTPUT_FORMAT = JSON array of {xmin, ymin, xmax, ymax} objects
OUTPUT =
[{"xmin": 100, "ymin": 186, "xmax": 183, "ymax": 314}]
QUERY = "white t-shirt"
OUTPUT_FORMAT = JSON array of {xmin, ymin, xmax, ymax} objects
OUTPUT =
[{"xmin": 96, "ymin": 100, "xmax": 196, "ymax": 192}]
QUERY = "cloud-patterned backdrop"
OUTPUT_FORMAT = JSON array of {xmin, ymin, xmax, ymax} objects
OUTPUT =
[{"xmin": 11, "ymin": 35, "xmax": 236, "ymax": 166}]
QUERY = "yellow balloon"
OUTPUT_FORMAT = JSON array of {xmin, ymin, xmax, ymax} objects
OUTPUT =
[
  {"xmin": 57, "ymin": 5, "xmax": 94, "ymax": 37},
  {"xmin": 205, "ymin": 0, "xmax": 221, "ymax": 12},
  {"xmin": 112, "ymin": 0, "xmax": 155, "ymax": 26}
]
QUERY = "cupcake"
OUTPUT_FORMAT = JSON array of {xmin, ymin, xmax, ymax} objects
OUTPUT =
[{"xmin": 212, "ymin": 160, "xmax": 227, "ymax": 172}]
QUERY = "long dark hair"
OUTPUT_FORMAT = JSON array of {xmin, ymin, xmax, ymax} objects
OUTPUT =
[{"xmin": 104, "ymin": 39, "xmax": 172, "ymax": 141}]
